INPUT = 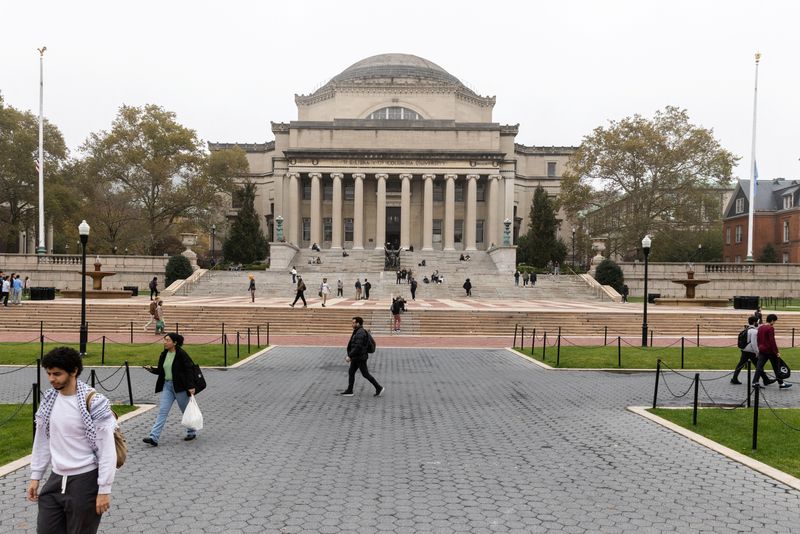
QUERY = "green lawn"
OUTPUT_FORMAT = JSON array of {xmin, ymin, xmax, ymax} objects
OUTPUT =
[
  {"xmin": 0, "ymin": 341, "xmax": 266, "ymax": 367},
  {"xmin": 514, "ymin": 344, "xmax": 800, "ymax": 369},
  {"xmin": 0, "ymin": 404, "xmax": 138, "ymax": 466},
  {"xmin": 650, "ymin": 407, "xmax": 800, "ymax": 478}
]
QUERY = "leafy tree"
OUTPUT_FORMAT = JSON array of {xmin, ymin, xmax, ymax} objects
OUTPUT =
[
  {"xmin": 0, "ymin": 95, "xmax": 68, "ymax": 251},
  {"xmin": 222, "ymin": 182, "xmax": 268, "ymax": 264},
  {"xmin": 759, "ymin": 243, "xmax": 778, "ymax": 263},
  {"xmin": 165, "ymin": 254, "xmax": 193, "ymax": 286},
  {"xmin": 647, "ymin": 225, "xmax": 724, "ymax": 263},
  {"xmin": 594, "ymin": 258, "xmax": 624, "ymax": 293},
  {"xmin": 516, "ymin": 186, "xmax": 566, "ymax": 268},
  {"xmin": 81, "ymin": 104, "xmax": 248, "ymax": 254},
  {"xmin": 562, "ymin": 106, "xmax": 738, "ymax": 256}
]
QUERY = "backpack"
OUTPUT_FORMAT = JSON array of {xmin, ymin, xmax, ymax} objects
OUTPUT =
[
  {"xmin": 737, "ymin": 328, "xmax": 749, "ymax": 350},
  {"xmin": 86, "ymin": 391, "xmax": 127, "ymax": 469},
  {"xmin": 366, "ymin": 330, "xmax": 376, "ymax": 354}
]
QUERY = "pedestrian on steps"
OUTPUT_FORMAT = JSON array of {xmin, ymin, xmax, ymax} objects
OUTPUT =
[
  {"xmin": 291, "ymin": 276, "xmax": 307, "ymax": 307},
  {"xmin": 248, "ymin": 274, "xmax": 256, "ymax": 303}
]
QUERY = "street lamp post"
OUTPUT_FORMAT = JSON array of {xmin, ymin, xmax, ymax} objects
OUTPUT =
[
  {"xmin": 78, "ymin": 220, "xmax": 90, "ymax": 356},
  {"xmin": 572, "ymin": 228, "xmax": 576, "ymax": 267},
  {"xmin": 641, "ymin": 235, "xmax": 651, "ymax": 347},
  {"xmin": 211, "ymin": 224, "xmax": 216, "ymax": 263}
]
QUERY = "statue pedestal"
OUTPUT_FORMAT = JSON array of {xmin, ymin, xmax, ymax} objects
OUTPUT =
[
  {"xmin": 488, "ymin": 246, "xmax": 517, "ymax": 273},
  {"xmin": 269, "ymin": 242, "xmax": 299, "ymax": 270}
]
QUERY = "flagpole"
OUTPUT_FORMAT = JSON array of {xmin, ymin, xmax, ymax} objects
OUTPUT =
[
  {"xmin": 745, "ymin": 52, "xmax": 760, "ymax": 263},
  {"xmin": 36, "ymin": 46, "xmax": 47, "ymax": 255}
]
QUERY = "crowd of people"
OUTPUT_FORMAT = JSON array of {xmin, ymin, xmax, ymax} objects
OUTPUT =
[
  {"xmin": 734, "ymin": 307, "xmax": 792, "ymax": 390},
  {"xmin": 0, "ymin": 271, "xmax": 29, "ymax": 306}
]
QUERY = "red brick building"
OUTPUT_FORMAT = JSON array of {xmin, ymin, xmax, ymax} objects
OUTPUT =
[{"xmin": 723, "ymin": 179, "xmax": 800, "ymax": 263}]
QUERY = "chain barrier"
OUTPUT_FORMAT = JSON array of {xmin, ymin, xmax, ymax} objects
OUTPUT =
[
  {"xmin": 697, "ymin": 379, "xmax": 747, "ymax": 410},
  {"xmin": 0, "ymin": 388, "xmax": 33, "ymax": 430},
  {"xmin": 759, "ymin": 389, "xmax": 800, "ymax": 433},
  {"xmin": 0, "ymin": 336, "xmax": 44, "ymax": 347},
  {"xmin": 0, "ymin": 361, "xmax": 36, "ymax": 375},
  {"xmin": 94, "ymin": 366, "xmax": 128, "ymax": 393},
  {"xmin": 658, "ymin": 371, "xmax": 695, "ymax": 399}
]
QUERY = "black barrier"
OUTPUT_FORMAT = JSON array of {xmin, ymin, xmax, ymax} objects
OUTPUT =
[
  {"xmin": 123, "ymin": 286, "xmax": 138, "ymax": 297},
  {"xmin": 652, "ymin": 360, "xmax": 661, "ymax": 409},
  {"xmin": 692, "ymin": 373, "xmax": 700, "ymax": 425},
  {"xmin": 648, "ymin": 293, "xmax": 661, "ymax": 304},
  {"xmin": 752, "ymin": 385, "xmax": 760, "ymax": 450},
  {"xmin": 29, "ymin": 287, "xmax": 56, "ymax": 300},
  {"xmin": 513, "ymin": 324, "xmax": 518, "ymax": 348},
  {"xmin": 125, "ymin": 361, "xmax": 133, "ymax": 405},
  {"xmin": 733, "ymin": 295, "xmax": 759, "ymax": 310}
]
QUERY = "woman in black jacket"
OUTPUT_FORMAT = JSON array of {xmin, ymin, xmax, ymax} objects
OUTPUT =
[{"xmin": 142, "ymin": 333, "xmax": 198, "ymax": 446}]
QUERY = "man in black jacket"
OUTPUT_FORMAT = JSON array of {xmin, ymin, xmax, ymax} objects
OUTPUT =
[{"xmin": 341, "ymin": 317, "xmax": 384, "ymax": 397}]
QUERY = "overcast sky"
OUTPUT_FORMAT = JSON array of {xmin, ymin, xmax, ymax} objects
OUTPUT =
[{"xmin": 2, "ymin": 0, "xmax": 798, "ymax": 180}]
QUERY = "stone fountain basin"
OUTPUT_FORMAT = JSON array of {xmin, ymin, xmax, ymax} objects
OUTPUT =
[
  {"xmin": 60, "ymin": 289, "xmax": 133, "ymax": 299},
  {"xmin": 654, "ymin": 297, "xmax": 729, "ymax": 307}
]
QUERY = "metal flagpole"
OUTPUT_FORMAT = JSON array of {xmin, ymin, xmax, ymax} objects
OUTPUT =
[
  {"xmin": 745, "ymin": 52, "xmax": 760, "ymax": 262},
  {"xmin": 36, "ymin": 46, "xmax": 47, "ymax": 255}
]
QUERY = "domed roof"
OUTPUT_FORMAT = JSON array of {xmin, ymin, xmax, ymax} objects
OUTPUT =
[{"xmin": 331, "ymin": 53, "xmax": 462, "ymax": 85}]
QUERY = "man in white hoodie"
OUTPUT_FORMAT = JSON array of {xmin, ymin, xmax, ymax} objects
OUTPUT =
[{"xmin": 27, "ymin": 347, "xmax": 117, "ymax": 533}]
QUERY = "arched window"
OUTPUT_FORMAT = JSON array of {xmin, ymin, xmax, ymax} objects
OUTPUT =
[{"xmin": 367, "ymin": 106, "xmax": 422, "ymax": 120}]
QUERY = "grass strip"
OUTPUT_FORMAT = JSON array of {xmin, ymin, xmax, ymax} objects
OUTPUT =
[
  {"xmin": 650, "ymin": 407, "xmax": 800, "ymax": 479},
  {"xmin": 0, "ymin": 404, "xmax": 137, "ymax": 467},
  {"xmin": 0, "ymin": 342, "xmax": 265, "ymax": 367}
]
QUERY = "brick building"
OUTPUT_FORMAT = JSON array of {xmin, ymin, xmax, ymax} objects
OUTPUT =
[{"xmin": 723, "ymin": 178, "xmax": 800, "ymax": 263}]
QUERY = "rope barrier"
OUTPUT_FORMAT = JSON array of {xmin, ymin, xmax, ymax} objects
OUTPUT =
[
  {"xmin": 0, "ymin": 361, "xmax": 36, "ymax": 375},
  {"xmin": 0, "ymin": 388, "xmax": 33, "ymax": 429}
]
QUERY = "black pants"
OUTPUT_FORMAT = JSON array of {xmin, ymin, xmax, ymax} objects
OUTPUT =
[
  {"xmin": 337, "ymin": 288, "xmax": 343, "ymax": 297},
  {"xmin": 150, "ymin": 288, "xmax": 158, "ymax": 300},
  {"xmin": 754, "ymin": 352, "xmax": 783, "ymax": 385},
  {"xmin": 346, "ymin": 358, "xmax": 381, "ymax": 393},
  {"xmin": 38, "ymin": 469, "xmax": 103, "ymax": 534},
  {"xmin": 364, "ymin": 289, "xmax": 370, "ymax": 299},
  {"xmin": 411, "ymin": 288, "xmax": 416, "ymax": 300},
  {"xmin": 292, "ymin": 291, "xmax": 307, "ymax": 306},
  {"xmin": 733, "ymin": 351, "xmax": 757, "ymax": 380}
]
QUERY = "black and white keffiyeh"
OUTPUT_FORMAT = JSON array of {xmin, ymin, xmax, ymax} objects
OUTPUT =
[{"xmin": 35, "ymin": 380, "xmax": 113, "ymax": 454}]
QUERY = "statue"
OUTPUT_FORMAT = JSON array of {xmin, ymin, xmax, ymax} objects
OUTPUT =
[{"xmin": 384, "ymin": 243, "xmax": 401, "ymax": 269}]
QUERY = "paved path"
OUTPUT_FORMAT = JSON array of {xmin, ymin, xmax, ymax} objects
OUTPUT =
[{"xmin": 2, "ymin": 348, "xmax": 800, "ymax": 533}]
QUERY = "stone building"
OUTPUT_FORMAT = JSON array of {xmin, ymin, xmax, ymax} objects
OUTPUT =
[{"xmin": 210, "ymin": 53, "xmax": 575, "ymax": 255}]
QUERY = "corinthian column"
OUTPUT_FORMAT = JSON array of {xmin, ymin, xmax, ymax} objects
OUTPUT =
[
  {"xmin": 288, "ymin": 172, "xmax": 300, "ymax": 245},
  {"xmin": 422, "ymin": 174, "xmax": 435, "ymax": 250},
  {"xmin": 465, "ymin": 174, "xmax": 478, "ymax": 250},
  {"xmin": 375, "ymin": 174, "xmax": 388, "ymax": 249},
  {"xmin": 309, "ymin": 173, "xmax": 322, "ymax": 246},
  {"xmin": 331, "ymin": 173, "xmax": 343, "ymax": 249},
  {"xmin": 353, "ymin": 173, "xmax": 365, "ymax": 249},
  {"xmin": 444, "ymin": 174, "xmax": 456, "ymax": 251},
  {"xmin": 400, "ymin": 174, "xmax": 412, "ymax": 249},
  {"xmin": 487, "ymin": 175, "xmax": 500, "ymax": 248}
]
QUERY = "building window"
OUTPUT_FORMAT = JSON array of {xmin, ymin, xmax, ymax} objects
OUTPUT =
[
  {"xmin": 783, "ymin": 252, "xmax": 790, "ymax": 264},
  {"xmin": 344, "ymin": 183, "xmax": 354, "ymax": 201},
  {"xmin": 433, "ymin": 181, "xmax": 443, "ymax": 201},
  {"xmin": 784, "ymin": 194, "xmax": 794, "ymax": 210},
  {"xmin": 367, "ymin": 106, "xmax": 422, "ymax": 120},
  {"xmin": 476, "ymin": 181, "xmax": 486, "ymax": 202},
  {"xmin": 547, "ymin": 162, "xmax": 557, "ymax": 177},
  {"xmin": 387, "ymin": 178, "xmax": 401, "ymax": 193},
  {"xmin": 455, "ymin": 182, "xmax": 464, "ymax": 202},
  {"xmin": 735, "ymin": 255, "xmax": 741, "ymax": 263},
  {"xmin": 344, "ymin": 218, "xmax": 353, "ymax": 242},
  {"xmin": 323, "ymin": 218, "xmax": 332, "ymax": 241},
  {"xmin": 735, "ymin": 225, "xmax": 742, "ymax": 243},
  {"xmin": 302, "ymin": 180, "xmax": 311, "ymax": 200},
  {"xmin": 231, "ymin": 188, "xmax": 245, "ymax": 209},
  {"xmin": 323, "ymin": 180, "xmax": 333, "ymax": 201},
  {"xmin": 302, "ymin": 218, "xmax": 310, "ymax": 241},
  {"xmin": 454, "ymin": 220, "xmax": 463, "ymax": 243},
  {"xmin": 725, "ymin": 227, "xmax": 731, "ymax": 245},
  {"xmin": 784, "ymin": 220, "xmax": 790, "ymax": 242},
  {"xmin": 476, "ymin": 220, "xmax": 485, "ymax": 243},
  {"xmin": 735, "ymin": 197, "xmax": 745, "ymax": 214},
  {"xmin": 432, "ymin": 219, "xmax": 442, "ymax": 243}
]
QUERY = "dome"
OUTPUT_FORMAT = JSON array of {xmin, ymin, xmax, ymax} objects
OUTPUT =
[{"xmin": 330, "ymin": 53, "xmax": 462, "ymax": 85}]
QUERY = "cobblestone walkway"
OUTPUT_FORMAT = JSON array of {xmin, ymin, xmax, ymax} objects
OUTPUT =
[{"xmin": 2, "ymin": 348, "xmax": 800, "ymax": 533}]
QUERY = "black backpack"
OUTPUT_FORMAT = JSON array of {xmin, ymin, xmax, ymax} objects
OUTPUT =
[
  {"xmin": 366, "ymin": 330, "xmax": 376, "ymax": 354},
  {"xmin": 737, "ymin": 328, "xmax": 749, "ymax": 350}
]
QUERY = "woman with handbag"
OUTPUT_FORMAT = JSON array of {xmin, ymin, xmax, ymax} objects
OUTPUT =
[{"xmin": 142, "ymin": 333, "xmax": 199, "ymax": 446}]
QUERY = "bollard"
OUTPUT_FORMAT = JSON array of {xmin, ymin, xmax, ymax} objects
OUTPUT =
[
  {"xmin": 102, "ymin": 336, "xmax": 106, "ymax": 365},
  {"xmin": 531, "ymin": 328, "xmax": 536, "ymax": 353},
  {"xmin": 222, "ymin": 323, "xmax": 226, "ymax": 345},
  {"xmin": 267, "ymin": 322, "xmax": 270, "ymax": 346},
  {"xmin": 681, "ymin": 337, "xmax": 685, "ymax": 369},
  {"xmin": 604, "ymin": 325, "xmax": 608, "ymax": 346},
  {"xmin": 650, "ymin": 329, "xmax": 653, "ymax": 347},
  {"xmin": 32, "ymin": 383, "xmax": 39, "ymax": 438},
  {"xmin": 793, "ymin": 328, "xmax": 796, "ymax": 348},
  {"xmin": 542, "ymin": 332, "xmax": 547, "ymax": 360},
  {"xmin": 237, "ymin": 332, "xmax": 240, "ymax": 360},
  {"xmin": 130, "ymin": 321, "xmax": 134, "ymax": 344},
  {"xmin": 652, "ymin": 359, "xmax": 661, "ymax": 409},
  {"xmin": 752, "ymin": 385, "xmax": 760, "ymax": 450},
  {"xmin": 556, "ymin": 331, "xmax": 561, "ymax": 367},
  {"xmin": 257, "ymin": 325, "xmax": 261, "ymax": 348},
  {"xmin": 692, "ymin": 373, "xmax": 700, "ymax": 426},
  {"xmin": 40, "ymin": 335, "xmax": 44, "ymax": 360},
  {"xmin": 520, "ymin": 326, "xmax": 525, "ymax": 352},
  {"xmin": 224, "ymin": 334, "xmax": 228, "ymax": 367},
  {"xmin": 40, "ymin": 321, "xmax": 43, "ymax": 340},
  {"xmin": 125, "ymin": 361, "xmax": 133, "ymax": 406},
  {"xmin": 617, "ymin": 336, "xmax": 621, "ymax": 368},
  {"xmin": 696, "ymin": 324, "xmax": 700, "ymax": 346},
  {"xmin": 746, "ymin": 360, "xmax": 752, "ymax": 408},
  {"xmin": 176, "ymin": 322, "xmax": 180, "ymax": 334},
  {"xmin": 91, "ymin": 369, "xmax": 96, "ymax": 388},
  {"xmin": 248, "ymin": 327, "xmax": 251, "ymax": 353},
  {"xmin": 513, "ymin": 324, "xmax": 518, "ymax": 348},
  {"xmin": 36, "ymin": 359, "xmax": 41, "ymax": 402}
]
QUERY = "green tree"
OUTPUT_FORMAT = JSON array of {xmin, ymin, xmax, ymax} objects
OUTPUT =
[
  {"xmin": 0, "ymin": 95, "xmax": 68, "ymax": 251},
  {"xmin": 647, "ymin": 224, "xmax": 724, "ymax": 263},
  {"xmin": 759, "ymin": 243, "xmax": 778, "ymax": 263},
  {"xmin": 165, "ymin": 254, "xmax": 193, "ymax": 287},
  {"xmin": 81, "ymin": 104, "xmax": 248, "ymax": 254},
  {"xmin": 594, "ymin": 258, "xmax": 624, "ymax": 293},
  {"xmin": 222, "ymin": 182, "xmax": 268, "ymax": 264},
  {"xmin": 561, "ymin": 106, "xmax": 738, "ymax": 256},
  {"xmin": 516, "ymin": 186, "xmax": 567, "ymax": 268}
]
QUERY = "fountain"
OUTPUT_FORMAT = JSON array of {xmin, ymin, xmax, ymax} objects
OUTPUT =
[
  {"xmin": 61, "ymin": 256, "xmax": 134, "ymax": 299},
  {"xmin": 654, "ymin": 267, "xmax": 728, "ymax": 307}
]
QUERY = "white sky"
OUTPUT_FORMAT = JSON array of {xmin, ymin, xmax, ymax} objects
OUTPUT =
[{"xmin": 1, "ymin": 0, "xmax": 798, "ymax": 180}]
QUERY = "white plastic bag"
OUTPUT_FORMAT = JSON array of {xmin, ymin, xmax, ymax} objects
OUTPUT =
[{"xmin": 181, "ymin": 396, "xmax": 204, "ymax": 430}]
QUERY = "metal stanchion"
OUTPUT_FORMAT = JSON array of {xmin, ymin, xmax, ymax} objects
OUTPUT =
[
  {"xmin": 267, "ymin": 323, "xmax": 270, "ymax": 346},
  {"xmin": 681, "ymin": 337, "xmax": 685, "ymax": 369},
  {"xmin": 520, "ymin": 326, "xmax": 525, "ymax": 352},
  {"xmin": 237, "ymin": 332, "xmax": 240, "ymax": 359},
  {"xmin": 513, "ymin": 324, "xmax": 518, "ymax": 348},
  {"xmin": 125, "ymin": 361, "xmax": 134, "ymax": 406},
  {"xmin": 531, "ymin": 328, "xmax": 536, "ymax": 353},
  {"xmin": 542, "ymin": 332, "xmax": 547, "ymax": 360},
  {"xmin": 696, "ymin": 324, "xmax": 700, "ymax": 346},
  {"xmin": 257, "ymin": 325, "xmax": 261, "ymax": 348},
  {"xmin": 91, "ymin": 369, "xmax": 96, "ymax": 388},
  {"xmin": 224, "ymin": 334, "xmax": 228, "ymax": 367},
  {"xmin": 102, "ymin": 336, "xmax": 106, "ymax": 365},
  {"xmin": 752, "ymin": 385, "xmax": 760, "ymax": 450},
  {"xmin": 746, "ymin": 360, "xmax": 752, "ymax": 408},
  {"xmin": 650, "ymin": 329, "xmax": 653, "ymax": 347},
  {"xmin": 652, "ymin": 359, "xmax": 661, "ymax": 409},
  {"xmin": 248, "ymin": 327, "xmax": 251, "ymax": 353},
  {"xmin": 556, "ymin": 331, "xmax": 561, "ymax": 367},
  {"xmin": 32, "ymin": 383, "xmax": 39, "ymax": 438},
  {"xmin": 604, "ymin": 325, "xmax": 608, "ymax": 346},
  {"xmin": 130, "ymin": 321, "xmax": 134, "ymax": 344},
  {"xmin": 692, "ymin": 373, "xmax": 700, "ymax": 426},
  {"xmin": 617, "ymin": 336, "xmax": 621, "ymax": 368}
]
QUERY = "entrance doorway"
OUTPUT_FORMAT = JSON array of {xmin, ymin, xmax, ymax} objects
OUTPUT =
[{"xmin": 386, "ymin": 207, "xmax": 400, "ymax": 249}]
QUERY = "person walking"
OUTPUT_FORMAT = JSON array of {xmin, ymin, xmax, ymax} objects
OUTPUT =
[
  {"xmin": 355, "ymin": 278, "xmax": 362, "ymax": 300},
  {"xmin": 621, "ymin": 284, "xmax": 629, "ymax": 303},
  {"xmin": 522, "ymin": 272, "xmax": 529, "ymax": 287},
  {"xmin": 410, "ymin": 277, "xmax": 418, "ymax": 300},
  {"xmin": 2, "ymin": 275, "xmax": 10, "ymax": 306},
  {"xmin": 363, "ymin": 279, "xmax": 372, "ymax": 300},
  {"xmin": 149, "ymin": 277, "xmax": 159, "ymax": 300},
  {"xmin": 753, "ymin": 306, "xmax": 763, "ymax": 326},
  {"xmin": 337, "ymin": 279, "xmax": 343, "ymax": 297},
  {"xmin": 12, "ymin": 274, "xmax": 23, "ymax": 304},
  {"xmin": 514, "ymin": 270, "xmax": 520, "ymax": 286},
  {"xmin": 754, "ymin": 313, "xmax": 792, "ymax": 389},
  {"xmin": 23, "ymin": 275, "xmax": 31, "ymax": 299},
  {"xmin": 731, "ymin": 316, "xmax": 759, "ymax": 385},
  {"xmin": 154, "ymin": 300, "xmax": 165, "ymax": 335},
  {"xmin": 290, "ymin": 276, "xmax": 307, "ymax": 307},
  {"xmin": 144, "ymin": 297, "xmax": 159, "ymax": 331},
  {"xmin": 28, "ymin": 347, "xmax": 117, "ymax": 532},
  {"xmin": 142, "ymin": 333, "xmax": 199, "ymax": 446},
  {"xmin": 340, "ymin": 316, "xmax": 384, "ymax": 397},
  {"xmin": 291, "ymin": 266, "xmax": 297, "ymax": 284},
  {"xmin": 391, "ymin": 297, "xmax": 402, "ymax": 333},
  {"xmin": 320, "ymin": 278, "xmax": 331, "ymax": 307},
  {"xmin": 248, "ymin": 274, "xmax": 256, "ymax": 303},
  {"xmin": 396, "ymin": 270, "xmax": 402, "ymax": 284},
  {"xmin": 463, "ymin": 278, "xmax": 472, "ymax": 297},
  {"xmin": 530, "ymin": 272, "xmax": 537, "ymax": 287}
]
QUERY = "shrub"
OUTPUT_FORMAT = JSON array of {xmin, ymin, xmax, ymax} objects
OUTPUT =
[
  {"xmin": 165, "ymin": 255, "xmax": 193, "ymax": 287},
  {"xmin": 594, "ymin": 258, "xmax": 624, "ymax": 293}
]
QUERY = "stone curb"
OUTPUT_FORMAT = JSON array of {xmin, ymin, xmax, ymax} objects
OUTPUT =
[
  {"xmin": 0, "ymin": 404, "xmax": 156, "ymax": 479},
  {"xmin": 506, "ymin": 348, "xmax": 741, "ymax": 373},
  {"xmin": 223, "ymin": 345, "xmax": 275, "ymax": 369},
  {"xmin": 628, "ymin": 405, "xmax": 800, "ymax": 491}
]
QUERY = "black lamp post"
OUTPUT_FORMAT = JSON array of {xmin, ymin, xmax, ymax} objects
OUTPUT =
[
  {"xmin": 572, "ymin": 228, "xmax": 576, "ymax": 267},
  {"xmin": 79, "ymin": 220, "xmax": 90, "ymax": 356},
  {"xmin": 211, "ymin": 224, "xmax": 216, "ymax": 263},
  {"xmin": 641, "ymin": 234, "xmax": 651, "ymax": 347}
]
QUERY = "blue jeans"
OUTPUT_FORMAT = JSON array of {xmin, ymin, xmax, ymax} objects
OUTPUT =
[{"xmin": 149, "ymin": 380, "xmax": 196, "ymax": 443}]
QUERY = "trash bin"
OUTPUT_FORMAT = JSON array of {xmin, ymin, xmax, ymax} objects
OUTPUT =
[
  {"xmin": 123, "ymin": 286, "xmax": 139, "ymax": 297},
  {"xmin": 29, "ymin": 287, "xmax": 44, "ymax": 301},
  {"xmin": 30, "ymin": 287, "xmax": 56, "ymax": 300},
  {"xmin": 647, "ymin": 293, "xmax": 661, "ymax": 304},
  {"xmin": 734, "ymin": 296, "xmax": 759, "ymax": 310}
]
